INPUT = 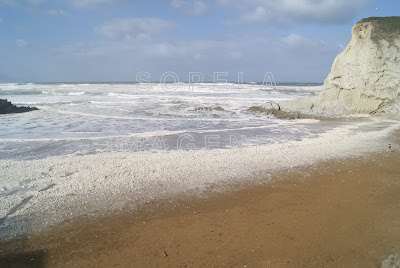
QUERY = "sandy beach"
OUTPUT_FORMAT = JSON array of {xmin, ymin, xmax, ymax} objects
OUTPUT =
[{"xmin": 1, "ymin": 132, "xmax": 399, "ymax": 267}]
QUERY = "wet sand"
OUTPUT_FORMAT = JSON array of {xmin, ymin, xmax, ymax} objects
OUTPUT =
[{"xmin": 1, "ymin": 144, "xmax": 400, "ymax": 267}]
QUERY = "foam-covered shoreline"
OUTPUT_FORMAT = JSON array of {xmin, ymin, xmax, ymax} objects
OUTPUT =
[{"xmin": 0, "ymin": 118, "xmax": 399, "ymax": 241}]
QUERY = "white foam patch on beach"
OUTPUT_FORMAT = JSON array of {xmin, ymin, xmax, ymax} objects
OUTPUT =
[{"xmin": 0, "ymin": 119, "xmax": 398, "ymax": 240}]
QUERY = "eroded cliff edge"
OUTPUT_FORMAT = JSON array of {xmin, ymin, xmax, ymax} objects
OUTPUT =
[{"xmin": 256, "ymin": 17, "xmax": 400, "ymax": 120}]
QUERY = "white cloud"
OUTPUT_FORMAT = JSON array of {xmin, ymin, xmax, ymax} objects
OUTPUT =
[
  {"xmin": 46, "ymin": 9, "xmax": 69, "ymax": 17},
  {"xmin": 234, "ymin": 6, "xmax": 277, "ymax": 25},
  {"xmin": 16, "ymin": 39, "xmax": 27, "ymax": 47},
  {"xmin": 0, "ymin": 0, "xmax": 18, "ymax": 6},
  {"xmin": 282, "ymin": 33, "xmax": 310, "ymax": 46},
  {"xmin": 170, "ymin": 0, "xmax": 208, "ymax": 16},
  {"xmin": 219, "ymin": 0, "xmax": 374, "ymax": 25},
  {"xmin": 27, "ymin": 0, "xmax": 44, "ymax": 4},
  {"xmin": 53, "ymin": 32, "xmax": 342, "ymax": 82},
  {"xmin": 68, "ymin": 0, "xmax": 123, "ymax": 8},
  {"xmin": 0, "ymin": 0, "xmax": 122, "ymax": 8},
  {"xmin": 0, "ymin": 0, "xmax": 44, "ymax": 6},
  {"xmin": 94, "ymin": 18, "xmax": 177, "ymax": 42}
]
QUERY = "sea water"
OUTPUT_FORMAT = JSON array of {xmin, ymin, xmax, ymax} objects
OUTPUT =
[{"xmin": 0, "ymin": 82, "xmax": 326, "ymax": 160}]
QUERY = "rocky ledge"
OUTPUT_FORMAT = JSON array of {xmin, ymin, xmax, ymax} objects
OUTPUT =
[{"xmin": 0, "ymin": 99, "xmax": 38, "ymax": 114}]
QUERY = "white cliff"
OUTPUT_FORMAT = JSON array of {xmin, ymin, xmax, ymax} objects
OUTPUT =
[{"xmin": 264, "ymin": 17, "xmax": 400, "ymax": 119}]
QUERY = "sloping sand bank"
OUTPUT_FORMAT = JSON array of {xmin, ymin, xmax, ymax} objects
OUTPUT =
[{"xmin": 1, "ymin": 137, "xmax": 400, "ymax": 267}]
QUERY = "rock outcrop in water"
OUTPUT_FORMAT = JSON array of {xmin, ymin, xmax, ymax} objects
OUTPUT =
[
  {"xmin": 0, "ymin": 99, "xmax": 38, "ymax": 114},
  {"xmin": 257, "ymin": 17, "xmax": 400, "ymax": 120}
]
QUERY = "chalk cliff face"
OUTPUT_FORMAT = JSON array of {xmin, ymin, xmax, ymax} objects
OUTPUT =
[{"xmin": 273, "ymin": 17, "xmax": 400, "ymax": 119}]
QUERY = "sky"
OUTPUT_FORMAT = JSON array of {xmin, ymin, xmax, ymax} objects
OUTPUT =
[{"xmin": 0, "ymin": 0, "xmax": 399, "ymax": 83}]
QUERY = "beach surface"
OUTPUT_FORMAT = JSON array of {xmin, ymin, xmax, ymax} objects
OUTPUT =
[{"xmin": 1, "ymin": 133, "xmax": 399, "ymax": 267}]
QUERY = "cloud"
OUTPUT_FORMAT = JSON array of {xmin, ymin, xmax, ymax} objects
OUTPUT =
[
  {"xmin": 16, "ymin": 39, "xmax": 27, "ymax": 47},
  {"xmin": 94, "ymin": 18, "xmax": 177, "ymax": 42},
  {"xmin": 0, "ymin": 0, "xmax": 18, "ymax": 6},
  {"xmin": 27, "ymin": 0, "xmax": 44, "ymax": 4},
  {"xmin": 281, "ymin": 33, "xmax": 310, "ymax": 46},
  {"xmin": 53, "ymin": 31, "xmax": 342, "ymax": 82},
  {"xmin": 0, "ymin": 0, "xmax": 122, "ymax": 8},
  {"xmin": 170, "ymin": 0, "xmax": 208, "ymax": 16},
  {"xmin": 46, "ymin": 9, "xmax": 69, "ymax": 17},
  {"xmin": 68, "ymin": 0, "xmax": 123, "ymax": 8},
  {"xmin": 219, "ymin": 0, "xmax": 374, "ymax": 25},
  {"xmin": 0, "ymin": 0, "xmax": 45, "ymax": 6}
]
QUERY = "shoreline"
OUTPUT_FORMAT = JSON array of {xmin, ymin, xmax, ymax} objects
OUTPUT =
[
  {"xmin": 1, "ymin": 140, "xmax": 400, "ymax": 266},
  {"xmin": 0, "ymin": 119, "xmax": 399, "ymax": 242}
]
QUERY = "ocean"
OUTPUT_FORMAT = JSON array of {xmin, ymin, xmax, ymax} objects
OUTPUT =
[{"xmin": 0, "ymin": 82, "xmax": 325, "ymax": 159}]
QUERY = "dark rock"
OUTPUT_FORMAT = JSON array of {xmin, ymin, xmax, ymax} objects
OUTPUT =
[{"xmin": 0, "ymin": 99, "xmax": 38, "ymax": 114}]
